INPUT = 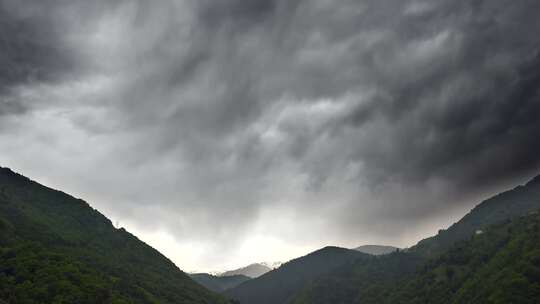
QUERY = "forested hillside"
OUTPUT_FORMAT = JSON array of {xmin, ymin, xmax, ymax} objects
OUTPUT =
[
  {"xmin": 389, "ymin": 212, "xmax": 540, "ymax": 303},
  {"xmin": 225, "ymin": 247, "xmax": 368, "ymax": 304},
  {"xmin": 413, "ymin": 175, "xmax": 540, "ymax": 257},
  {"xmin": 294, "ymin": 212, "xmax": 540, "ymax": 304},
  {"xmin": 292, "ymin": 251, "xmax": 424, "ymax": 304},
  {"xmin": 0, "ymin": 167, "xmax": 230, "ymax": 304},
  {"xmin": 292, "ymin": 175, "xmax": 540, "ymax": 304},
  {"xmin": 2, "ymin": 166, "xmax": 538, "ymax": 304}
]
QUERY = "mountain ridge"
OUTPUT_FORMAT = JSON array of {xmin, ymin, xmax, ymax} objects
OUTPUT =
[
  {"xmin": 412, "ymin": 173, "xmax": 540, "ymax": 257},
  {"xmin": 290, "ymin": 173, "xmax": 540, "ymax": 304},
  {"xmin": 293, "ymin": 211, "xmax": 540, "ymax": 303},
  {"xmin": 0, "ymin": 166, "xmax": 230, "ymax": 303}
]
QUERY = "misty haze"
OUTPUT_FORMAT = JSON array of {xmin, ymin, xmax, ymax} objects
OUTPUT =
[{"xmin": 1, "ymin": 0, "xmax": 539, "ymax": 303}]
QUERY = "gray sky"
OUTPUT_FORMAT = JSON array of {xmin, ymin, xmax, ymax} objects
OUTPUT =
[{"xmin": 1, "ymin": 0, "xmax": 540, "ymax": 272}]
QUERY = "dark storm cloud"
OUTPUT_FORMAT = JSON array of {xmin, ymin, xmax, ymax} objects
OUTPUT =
[
  {"xmin": 1, "ymin": 0, "xmax": 540, "ymax": 270},
  {"xmin": 0, "ymin": 0, "xmax": 120, "ymax": 116},
  {"xmin": 332, "ymin": 1, "xmax": 540, "ymax": 190},
  {"xmin": 0, "ymin": 1, "xmax": 68, "ymax": 114},
  {"xmin": 198, "ymin": 0, "xmax": 279, "ymax": 29}
]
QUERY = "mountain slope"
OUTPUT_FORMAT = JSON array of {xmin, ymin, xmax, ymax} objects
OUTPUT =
[
  {"xmin": 189, "ymin": 273, "xmax": 251, "ymax": 292},
  {"xmin": 387, "ymin": 212, "xmax": 540, "ymax": 303},
  {"xmin": 292, "ymin": 174, "xmax": 540, "ymax": 304},
  {"xmin": 0, "ymin": 167, "xmax": 229, "ymax": 304},
  {"xmin": 294, "ymin": 211, "xmax": 540, "ymax": 304},
  {"xmin": 354, "ymin": 245, "xmax": 399, "ymax": 255},
  {"xmin": 413, "ymin": 174, "xmax": 540, "ymax": 257},
  {"xmin": 220, "ymin": 263, "xmax": 272, "ymax": 278},
  {"xmin": 224, "ymin": 246, "xmax": 368, "ymax": 304},
  {"xmin": 292, "ymin": 251, "xmax": 424, "ymax": 304}
]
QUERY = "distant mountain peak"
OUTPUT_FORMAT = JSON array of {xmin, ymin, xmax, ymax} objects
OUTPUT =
[
  {"xmin": 354, "ymin": 245, "xmax": 399, "ymax": 255},
  {"xmin": 219, "ymin": 263, "xmax": 273, "ymax": 278},
  {"xmin": 259, "ymin": 261, "xmax": 283, "ymax": 269}
]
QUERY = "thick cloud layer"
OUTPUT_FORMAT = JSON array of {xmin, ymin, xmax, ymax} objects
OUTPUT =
[{"xmin": 1, "ymin": 0, "xmax": 539, "ymax": 271}]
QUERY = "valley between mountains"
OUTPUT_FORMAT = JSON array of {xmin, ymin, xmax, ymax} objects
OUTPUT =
[{"xmin": 1, "ymin": 167, "xmax": 539, "ymax": 303}]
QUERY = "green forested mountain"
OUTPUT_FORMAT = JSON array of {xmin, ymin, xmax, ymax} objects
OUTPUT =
[
  {"xmin": 294, "ymin": 212, "xmax": 540, "ymax": 304},
  {"xmin": 387, "ymin": 212, "xmax": 540, "ymax": 303},
  {"xmin": 189, "ymin": 273, "xmax": 251, "ymax": 292},
  {"xmin": 291, "ymin": 250, "xmax": 424, "ymax": 304},
  {"xmin": 413, "ymin": 175, "xmax": 540, "ymax": 257},
  {"xmin": 224, "ymin": 247, "xmax": 368, "ymax": 304},
  {"xmin": 292, "ymin": 174, "xmax": 540, "ymax": 304},
  {"xmin": 0, "ymin": 167, "xmax": 230, "ymax": 304},
  {"xmin": 2, "ymin": 166, "xmax": 538, "ymax": 304}
]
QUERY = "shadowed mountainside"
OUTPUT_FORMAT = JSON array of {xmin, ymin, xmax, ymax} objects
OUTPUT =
[{"xmin": 224, "ymin": 246, "xmax": 368, "ymax": 304}]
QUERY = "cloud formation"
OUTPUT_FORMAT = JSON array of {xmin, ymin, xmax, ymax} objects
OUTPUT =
[{"xmin": 1, "ymin": 0, "xmax": 540, "ymax": 271}]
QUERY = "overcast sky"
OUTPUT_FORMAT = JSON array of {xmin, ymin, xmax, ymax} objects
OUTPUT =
[{"xmin": 1, "ymin": 0, "xmax": 540, "ymax": 272}]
